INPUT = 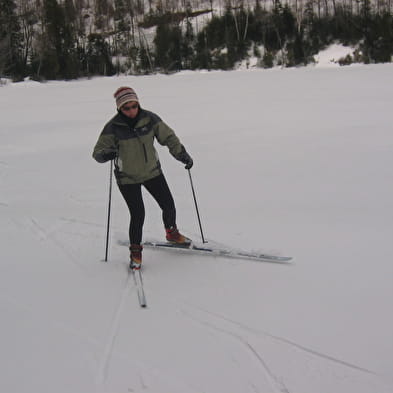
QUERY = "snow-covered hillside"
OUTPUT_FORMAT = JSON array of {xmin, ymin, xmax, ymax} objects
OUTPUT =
[{"xmin": 1, "ymin": 63, "xmax": 393, "ymax": 393}]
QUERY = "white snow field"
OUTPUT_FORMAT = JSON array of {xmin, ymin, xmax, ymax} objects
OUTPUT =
[{"xmin": 1, "ymin": 63, "xmax": 393, "ymax": 393}]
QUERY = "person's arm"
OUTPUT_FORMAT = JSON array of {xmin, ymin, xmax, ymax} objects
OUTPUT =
[
  {"xmin": 93, "ymin": 123, "xmax": 118, "ymax": 163},
  {"xmin": 154, "ymin": 116, "xmax": 193, "ymax": 169}
]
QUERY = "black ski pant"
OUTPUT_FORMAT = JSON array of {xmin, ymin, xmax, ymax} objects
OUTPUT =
[{"xmin": 118, "ymin": 173, "xmax": 176, "ymax": 245}]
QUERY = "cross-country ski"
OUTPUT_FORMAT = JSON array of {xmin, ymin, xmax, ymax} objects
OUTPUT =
[
  {"xmin": 131, "ymin": 268, "xmax": 147, "ymax": 308},
  {"xmin": 143, "ymin": 241, "xmax": 293, "ymax": 263}
]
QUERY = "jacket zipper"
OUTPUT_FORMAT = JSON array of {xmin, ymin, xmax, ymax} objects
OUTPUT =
[
  {"xmin": 132, "ymin": 127, "xmax": 148, "ymax": 164},
  {"xmin": 142, "ymin": 143, "xmax": 148, "ymax": 163}
]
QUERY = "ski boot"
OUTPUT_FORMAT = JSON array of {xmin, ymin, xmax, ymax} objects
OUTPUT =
[
  {"xmin": 129, "ymin": 244, "xmax": 143, "ymax": 270},
  {"xmin": 165, "ymin": 226, "xmax": 191, "ymax": 247}
]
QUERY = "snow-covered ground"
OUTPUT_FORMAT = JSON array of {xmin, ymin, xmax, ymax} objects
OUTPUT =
[
  {"xmin": 1, "ymin": 62, "xmax": 393, "ymax": 393},
  {"xmin": 236, "ymin": 42, "xmax": 356, "ymax": 70},
  {"xmin": 313, "ymin": 43, "xmax": 355, "ymax": 67}
]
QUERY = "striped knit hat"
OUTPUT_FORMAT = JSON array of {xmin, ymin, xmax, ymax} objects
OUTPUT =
[{"xmin": 114, "ymin": 86, "xmax": 139, "ymax": 109}]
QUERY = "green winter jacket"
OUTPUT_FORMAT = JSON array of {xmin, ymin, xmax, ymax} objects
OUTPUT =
[{"xmin": 93, "ymin": 109, "xmax": 184, "ymax": 184}]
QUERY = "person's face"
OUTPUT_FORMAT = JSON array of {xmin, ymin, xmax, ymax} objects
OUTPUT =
[{"xmin": 121, "ymin": 101, "xmax": 139, "ymax": 118}]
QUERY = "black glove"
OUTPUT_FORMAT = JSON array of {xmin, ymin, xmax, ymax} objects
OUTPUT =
[
  {"xmin": 177, "ymin": 146, "xmax": 193, "ymax": 169},
  {"xmin": 101, "ymin": 151, "xmax": 117, "ymax": 162}
]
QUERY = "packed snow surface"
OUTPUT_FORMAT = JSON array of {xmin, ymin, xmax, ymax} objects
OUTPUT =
[{"xmin": 1, "ymin": 63, "xmax": 393, "ymax": 393}]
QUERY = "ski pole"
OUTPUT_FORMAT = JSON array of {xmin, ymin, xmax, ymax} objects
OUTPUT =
[
  {"xmin": 104, "ymin": 160, "xmax": 113, "ymax": 261},
  {"xmin": 187, "ymin": 169, "xmax": 207, "ymax": 243}
]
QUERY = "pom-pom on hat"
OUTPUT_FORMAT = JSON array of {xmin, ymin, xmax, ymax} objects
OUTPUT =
[{"xmin": 114, "ymin": 86, "xmax": 139, "ymax": 109}]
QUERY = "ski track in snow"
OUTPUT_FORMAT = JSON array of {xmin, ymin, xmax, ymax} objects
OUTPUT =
[
  {"xmin": 28, "ymin": 217, "xmax": 88, "ymax": 271},
  {"xmin": 29, "ymin": 217, "xmax": 67, "ymax": 241},
  {"xmin": 60, "ymin": 216, "xmax": 104, "ymax": 228},
  {"xmin": 95, "ymin": 267, "xmax": 135, "ymax": 387},
  {"xmin": 183, "ymin": 303, "xmax": 379, "ymax": 377},
  {"xmin": 179, "ymin": 306, "xmax": 290, "ymax": 393}
]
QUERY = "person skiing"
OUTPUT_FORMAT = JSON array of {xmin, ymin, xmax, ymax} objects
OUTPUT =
[{"xmin": 93, "ymin": 86, "xmax": 193, "ymax": 269}]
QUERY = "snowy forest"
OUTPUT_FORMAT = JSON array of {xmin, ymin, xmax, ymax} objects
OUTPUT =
[{"xmin": 1, "ymin": 0, "xmax": 393, "ymax": 80}]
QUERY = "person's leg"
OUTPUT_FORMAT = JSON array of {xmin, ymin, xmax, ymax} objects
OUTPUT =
[
  {"xmin": 118, "ymin": 183, "xmax": 145, "ymax": 245},
  {"xmin": 143, "ymin": 173, "xmax": 176, "ymax": 229},
  {"xmin": 144, "ymin": 174, "xmax": 190, "ymax": 244}
]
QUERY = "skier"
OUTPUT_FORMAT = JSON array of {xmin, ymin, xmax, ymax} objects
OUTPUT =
[{"xmin": 93, "ymin": 86, "xmax": 193, "ymax": 269}]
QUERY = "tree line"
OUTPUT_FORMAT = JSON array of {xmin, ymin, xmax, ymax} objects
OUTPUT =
[{"xmin": 1, "ymin": 0, "xmax": 392, "ymax": 81}]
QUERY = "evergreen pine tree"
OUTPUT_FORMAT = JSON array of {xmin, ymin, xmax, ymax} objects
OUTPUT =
[
  {"xmin": 32, "ymin": 0, "xmax": 79, "ymax": 79},
  {"xmin": 0, "ymin": 0, "xmax": 24, "ymax": 79},
  {"xmin": 154, "ymin": 22, "xmax": 183, "ymax": 72},
  {"xmin": 85, "ymin": 33, "xmax": 115, "ymax": 75},
  {"xmin": 181, "ymin": 19, "xmax": 195, "ymax": 69}
]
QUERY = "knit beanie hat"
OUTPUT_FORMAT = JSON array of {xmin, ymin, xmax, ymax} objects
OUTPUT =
[{"xmin": 114, "ymin": 86, "xmax": 139, "ymax": 109}]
